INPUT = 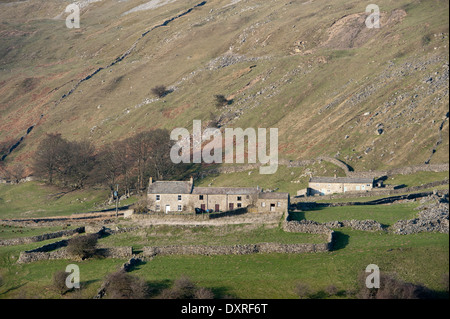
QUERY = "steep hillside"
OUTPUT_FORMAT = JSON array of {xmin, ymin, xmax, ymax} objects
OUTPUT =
[{"xmin": 0, "ymin": 0, "xmax": 448, "ymax": 175}]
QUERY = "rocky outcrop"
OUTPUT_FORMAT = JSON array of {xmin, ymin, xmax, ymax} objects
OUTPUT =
[{"xmin": 391, "ymin": 193, "xmax": 449, "ymax": 235}]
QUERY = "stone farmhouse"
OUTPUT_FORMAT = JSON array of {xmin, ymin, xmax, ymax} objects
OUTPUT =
[
  {"xmin": 307, "ymin": 176, "xmax": 374, "ymax": 196},
  {"xmin": 147, "ymin": 177, "xmax": 289, "ymax": 214}
]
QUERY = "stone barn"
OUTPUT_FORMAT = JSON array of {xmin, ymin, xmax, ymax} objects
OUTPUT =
[{"xmin": 307, "ymin": 176, "xmax": 374, "ymax": 196}]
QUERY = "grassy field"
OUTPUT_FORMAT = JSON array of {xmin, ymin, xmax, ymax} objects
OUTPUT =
[
  {"xmin": 0, "ymin": 181, "xmax": 110, "ymax": 219},
  {"xmin": 0, "ymin": 224, "xmax": 78, "ymax": 240},
  {"xmin": 0, "ymin": 227, "xmax": 447, "ymax": 299},
  {"xmin": 98, "ymin": 223, "xmax": 328, "ymax": 251},
  {"xmin": 0, "ymin": 174, "xmax": 448, "ymax": 299},
  {"xmin": 290, "ymin": 202, "xmax": 421, "ymax": 226},
  {"xmin": 383, "ymin": 171, "xmax": 449, "ymax": 188},
  {"xmin": 0, "ymin": 197, "xmax": 448, "ymax": 299}
]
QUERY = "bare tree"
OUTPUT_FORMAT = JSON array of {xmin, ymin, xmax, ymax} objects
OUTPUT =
[
  {"xmin": 69, "ymin": 139, "xmax": 96, "ymax": 189},
  {"xmin": 33, "ymin": 133, "xmax": 66, "ymax": 184},
  {"xmin": 146, "ymin": 129, "xmax": 178, "ymax": 181},
  {"xmin": 9, "ymin": 163, "xmax": 25, "ymax": 183},
  {"xmin": 128, "ymin": 131, "xmax": 155, "ymax": 192},
  {"xmin": 66, "ymin": 234, "xmax": 99, "ymax": 260},
  {"xmin": 104, "ymin": 270, "xmax": 148, "ymax": 299}
]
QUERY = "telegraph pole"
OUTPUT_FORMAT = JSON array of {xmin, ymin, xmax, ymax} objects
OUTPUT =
[{"xmin": 115, "ymin": 184, "xmax": 119, "ymax": 218}]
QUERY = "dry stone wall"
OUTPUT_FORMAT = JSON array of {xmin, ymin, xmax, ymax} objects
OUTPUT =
[
  {"xmin": 142, "ymin": 219, "xmax": 334, "ymax": 257},
  {"xmin": 17, "ymin": 246, "xmax": 133, "ymax": 264},
  {"xmin": 142, "ymin": 242, "xmax": 330, "ymax": 257},
  {"xmin": 0, "ymin": 227, "xmax": 85, "ymax": 247}
]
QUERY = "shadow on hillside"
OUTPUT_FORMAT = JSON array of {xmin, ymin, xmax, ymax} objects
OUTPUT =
[
  {"xmin": 330, "ymin": 231, "xmax": 349, "ymax": 251},
  {"xmin": 81, "ymin": 279, "xmax": 100, "ymax": 290}
]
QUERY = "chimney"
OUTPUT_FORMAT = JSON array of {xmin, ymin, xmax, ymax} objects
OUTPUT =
[
  {"xmin": 149, "ymin": 177, "xmax": 153, "ymax": 185},
  {"xmin": 334, "ymin": 174, "xmax": 337, "ymax": 179},
  {"xmin": 190, "ymin": 176, "xmax": 194, "ymax": 185}
]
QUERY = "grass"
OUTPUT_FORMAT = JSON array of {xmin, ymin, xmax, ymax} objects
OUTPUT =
[
  {"xmin": 384, "ymin": 171, "xmax": 449, "ymax": 188},
  {"xmin": 0, "ymin": 228, "xmax": 447, "ymax": 299},
  {"xmin": 0, "ymin": 224, "xmax": 78, "ymax": 240},
  {"xmin": 0, "ymin": 199, "xmax": 447, "ymax": 299},
  {"xmin": 1, "ymin": 0, "xmax": 448, "ymax": 173},
  {"xmin": 290, "ymin": 202, "xmax": 420, "ymax": 226},
  {"xmin": 98, "ymin": 223, "xmax": 328, "ymax": 251},
  {"xmin": 0, "ymin": 181, "xmax": 110, "ymax": 219}
]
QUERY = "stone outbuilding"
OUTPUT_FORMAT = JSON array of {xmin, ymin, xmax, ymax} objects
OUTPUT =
[{"xmin": 307, "ymin": 176, "xmax": 374, "ymax": 196}]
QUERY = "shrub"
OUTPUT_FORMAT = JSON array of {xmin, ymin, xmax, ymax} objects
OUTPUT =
[
  {"xmin": 294, "ymin": 282, "xmax": 311, "ymax": 299},
  {"xmin": 66, "ymin": 234, "xmax": 98, "ymax": 260},
  {"xmin": 214, "ymin": 94, "xmax": 229, "ymax": 108},
  {"xmin": 104, "ymin": 270, "xmax": 148, "ymax": 299},
  {"xmin": 357, "ymin": 272, "xmax": 435, "ymax": 299},
  {"xmin": 131, "ymin": 198, "xmax": 150, "ymax": 214},
  {"xmin": 53, "ymin": 270, "xmax": 70, "ymax": 295},
  {"xmin": 325, "ymin": 284, "xmax": 339, "ymax": 297},
  {"xmin": 159, "ymin": 275, "xmax": 215, "ymax": 299},
  {"xmin": 194, "ymin": 287, "xmax": 215, "ymax": 299},
  {"xmin": 152, "ymin": 85, "xmax": 168, "ymax": 98}
]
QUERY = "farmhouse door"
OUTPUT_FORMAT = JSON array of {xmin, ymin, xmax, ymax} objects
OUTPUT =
[
  {"xmin": 270, "ymin": 204, "xmax": 275, "ymax": 212},
  {"xmin": 229, "ymin": 203, "xmax": 234, "ymax": 210},
  {"xmin": 165, "ymin": 205, "xmax": 170, "ymax": 213},
  {"xmin": 201, "ymin": 204, "xmax": 206, "ymax": 211},
  {"xmin": 215, "ymin": 204, "xmax": 220, "ymax": 212}
]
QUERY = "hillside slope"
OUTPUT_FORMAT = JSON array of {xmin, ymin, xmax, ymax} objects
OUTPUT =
[{"xmin": 0, "ymin": 0, "xmax": 448, "ymax": 175}]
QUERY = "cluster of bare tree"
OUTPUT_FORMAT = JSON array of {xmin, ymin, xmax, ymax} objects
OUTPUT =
[
  {"xmin": 33, "ymin": 129, "xmax": 184, "ymax": 195},
  {"xmin": 33, "ymin": 133, "xmax": 96, "ymax": 189}
]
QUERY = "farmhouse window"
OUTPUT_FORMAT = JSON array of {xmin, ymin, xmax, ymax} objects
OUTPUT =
[
  {"xmin": 261, "ymin": 202, "xmax": 266, "ymax": 207},
  {"xmin": 156, "ymin": 195, "xmax": 160, "ymax": 201},
  {"xmin": 237, "ymin": 203, "xmax": 242, "ymax": 208},
  {"xmin": 199, "ymin": 195, "xmax": 204, "ymax": 200},
  {"xmin": 156, "ymin": 205, "xmax": 160, "ymax": 211},
  {"xmin": 277, "ymin": 202, "xmax": 281, "ymax": 207},
  {"xmin": 237, "ymin": 196, "xmax": 242, "ymax": 201},
  {"xmin": 178, "ymin": 205, "xmax": 182, "ymax": 211},
  {"xmin": 178, "ymin": 195, "xmax": 182, "ymax": 201}
]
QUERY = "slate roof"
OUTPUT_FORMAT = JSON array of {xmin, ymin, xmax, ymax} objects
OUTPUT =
[
  {"xmin": 309, "ymin": 177, "xmax": 374, "ymax": 184},
  {"xmin": 258, "ymin": 192, "xmax": 290, "ymax": 199},
  {"xmin": 148, "ymin": 181, "xmax": 193, "ymax": 194},
  {"xmin": 148, "ymin": 180, "xmax": 289, "ymax": 200},
  {"xmin": 192, "ymin": 187, "xmax": 259, "ymax": 196}
]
